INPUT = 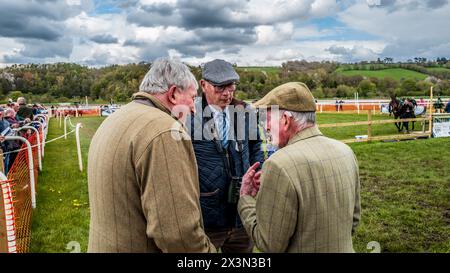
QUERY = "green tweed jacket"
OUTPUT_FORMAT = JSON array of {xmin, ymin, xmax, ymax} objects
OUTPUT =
[
  {"xmin": 88, "ymin": 92, "xmax": 215, "ymax": 253},
  {"xmin": 238, "ymin": 126, "xmax": 361, "ymax": 253}
]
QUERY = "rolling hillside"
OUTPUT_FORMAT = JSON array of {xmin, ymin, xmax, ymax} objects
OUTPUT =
[{"xmin": 336, "ymin": 68, "xmax": 428, "ymax": 81}]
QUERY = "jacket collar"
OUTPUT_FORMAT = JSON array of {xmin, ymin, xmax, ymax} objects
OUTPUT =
[
  {"xmin": 131, "ymin": 91, "xmax": 172, "ymax": 116},
  {"xmin": 287, "ymin": 125, "xmax": 323, "ymax": 146}
]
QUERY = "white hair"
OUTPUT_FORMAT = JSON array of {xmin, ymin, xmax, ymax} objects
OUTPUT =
[
  {"xmin": 139, "ymin": 58, "xmax": 199, "ymax": 94},
  {"xmin": 284, "ymin": 110, "xmax": 316, "ymax": 128}
]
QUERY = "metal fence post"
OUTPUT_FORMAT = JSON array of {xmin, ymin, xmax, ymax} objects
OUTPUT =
[{"xmin": 4, "ymin": 136, "xmax": 36, "ymax": 209}]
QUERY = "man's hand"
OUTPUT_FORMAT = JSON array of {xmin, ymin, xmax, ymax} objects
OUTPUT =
[
  {"xmin": 240, "ymin": 162, "xmax": 262, "ymax": 198},
  {"xmin": 0, "ymin": 136, "xmax": 5, "ymax": 142}
]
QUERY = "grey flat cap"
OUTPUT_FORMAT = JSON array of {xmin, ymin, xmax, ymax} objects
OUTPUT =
[{"xmin": 202, "ymin": 59, "xmax": 239, "ymax": 85}]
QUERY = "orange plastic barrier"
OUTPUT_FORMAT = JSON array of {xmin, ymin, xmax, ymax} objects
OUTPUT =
[{"xmin": 0, "ymin": 128, "xmax": 42, "ymax": 253}]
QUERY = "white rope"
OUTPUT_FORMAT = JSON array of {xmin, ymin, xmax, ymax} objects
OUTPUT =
[
  {"xmin": 68, "ymin": 116, "xmax": 76, "ymax": 128},
  {"xmin": 2, "ymin": 129, "xmax": 76, "ymax": 156}
]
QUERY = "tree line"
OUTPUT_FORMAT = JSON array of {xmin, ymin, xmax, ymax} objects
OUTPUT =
[{"xmin": 0, "ymin": 59, "xmax": 449, "ymax": 104}]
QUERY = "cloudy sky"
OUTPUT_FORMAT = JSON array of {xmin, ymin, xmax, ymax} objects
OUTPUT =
[{"xmin": 0, "ymin": 0, "xmax": 449, "ymax": 66}]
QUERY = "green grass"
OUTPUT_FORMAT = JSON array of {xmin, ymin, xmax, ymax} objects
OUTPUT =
[
  {"xmin": 336, "ymin": 68, "xmax": 428, "ymax": 81},
  {"xmin": 317, "ymin": 112, "xmax": 428, "ymax": 140},
  {"xmin": 426, "ymin": 67, "xmax": 450, "ymax": 73},
  {"xmin": 350, "ymin": 139, "xmax": 450, "ymax": 253},
  {"xmin": 238, "ymin": 67, "xmax": 281, "ymax": 75},
  {"xmin": 30, "ymin": 116, "xmax": 104, "ymax": 253},
  {"xmin": 29, "ymin": 114, "xmax": 450, "ymax": 252}
]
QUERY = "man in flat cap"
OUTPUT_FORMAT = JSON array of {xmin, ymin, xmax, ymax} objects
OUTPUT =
[
  {"xmin": 238, "ymin": 82, "xmax": 361, "ymax": 253},
  {"xmin": 188, "ymin": 59, "xmax": 264, "ymax": 252}
]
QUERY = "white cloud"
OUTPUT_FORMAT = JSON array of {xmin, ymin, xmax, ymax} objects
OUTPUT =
[
  {"xmin": 256, "ymin": 23, "xmax": 294, "ymax": 45},
  {"xmin": 338, "ymin": 1, "xmax": 450, "ymax": 59},
  {"xmin": 311, "ymin": 0, "xmax": 339, "ymax": 17},
  {"xmin": 0, "ymin": 0, "xmax": 448, "ymax": 66}
]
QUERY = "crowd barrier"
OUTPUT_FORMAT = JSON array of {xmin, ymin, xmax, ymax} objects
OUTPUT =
[{"xmin": 0, "ymin": 116, "xmax": 48, "ymax": 253}]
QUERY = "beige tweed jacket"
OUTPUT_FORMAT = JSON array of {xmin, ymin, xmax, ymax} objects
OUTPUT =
[
  {"xmin": 238, "ymin": 126, "xmax": 361, "ymax": 253},
  {"xmin": 88, "ymin": 92, "xmax": 215, "ymax": 253}
]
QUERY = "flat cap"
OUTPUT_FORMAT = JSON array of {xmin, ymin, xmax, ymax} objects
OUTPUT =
[
  {"xmin": 202, "ymin": 59, "xmax": 239, "ymax": 86},
  {"xmin": 253, "ymin": 82, "xmax": 316, "ymax": 112}
]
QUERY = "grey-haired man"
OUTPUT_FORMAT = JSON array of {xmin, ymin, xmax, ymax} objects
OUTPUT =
[{"xmin": 88, "ymin": 58, "xmax": 215, "ymax": 253}]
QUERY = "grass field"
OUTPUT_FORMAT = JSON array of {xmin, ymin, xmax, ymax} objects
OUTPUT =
[
  {"xmin": 317, "ymin": 112, "xmax": 429, "ymax": 140},
  {"xmin": 30, "ymin": 114, "xmax": 450, "ymax": 252},
  {"xmin": 426, "ymin": 67, "xmax": 450, "ymax": 73},
  {"xmin": 336, "ymin": 68, "xmax": 428, "ymax": 81},
  {"xmin": 238, "ymin": 67, "xmax": 281, "ymax": 75}
]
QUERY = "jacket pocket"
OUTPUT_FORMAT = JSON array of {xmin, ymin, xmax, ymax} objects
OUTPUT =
[
  {"xmin": 199, "ymin": 188, "xmax": 221, "ymax": 228},
  {"xmin": 200, "ymin": 188, "xmax": 220, "ymax": 197}
]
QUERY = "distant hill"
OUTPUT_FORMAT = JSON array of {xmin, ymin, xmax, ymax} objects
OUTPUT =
[
  {"xmin": 237, "ymin": 66, "xmax": 281, "ymax": 75},
  {"xmin": 425, "ymin": 67, "xmax": 450, "ymax": 73},
  {"xmin": 336, "ymin": 68, "xmax": 428, "ymax": 81}
]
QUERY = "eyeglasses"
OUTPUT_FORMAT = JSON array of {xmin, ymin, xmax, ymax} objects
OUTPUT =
[{"xmin": 207, "ymin": 81, "xmax": 238, "ymax": 93}]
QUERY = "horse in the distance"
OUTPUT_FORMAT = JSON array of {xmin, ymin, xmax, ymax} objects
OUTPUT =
[{"xmin": 389, "ymin": 96, "xmax": 403, "ymax": 132}]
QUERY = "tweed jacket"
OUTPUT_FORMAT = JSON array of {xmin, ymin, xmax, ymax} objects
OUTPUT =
[
  {"xmin": 88, "ymin": 91, "xmax": 215, "ymax": 253},
  {"xmin": 238, "ymin": 126, "xmax": 361, "ymax": 253}
]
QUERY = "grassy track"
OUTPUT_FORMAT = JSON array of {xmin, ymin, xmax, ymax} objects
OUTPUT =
[
  {"xmin": 30, "ymin": 116, "xmax": 103, "ymax": 252},
  {"xmin": 337, "ymin": 68, "xmax": 428, "ymax": 81},
  {"xmin": 30, "ymin": 114, "xmax": 450, "ymax": 252}
]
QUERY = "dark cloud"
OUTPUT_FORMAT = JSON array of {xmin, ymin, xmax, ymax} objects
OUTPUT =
[
  {"xmin": 327, "ymin": 45, "xmax": 379, "ymax": 62},
  {"xmin": 0, "ymin": 16, "xmax": 62, "ymax": 41},
  {"xmin": 4, "ymin": 37, "xmax": 73, "ymax": 63},
  {"xmin": 117, "ymin": 0, "xmax": 140, "ymax": 9},
  {"xmin": 382, "ymin": 38, "xmax": 450, "ymax": 60},
  {"xmin": 169, "ymin": 27, "xmax": 255, "ymax": 58},
  {"xmin": 177, "ymin": 0, "xmax": 251, "ymax": 29},
  {"xmin": 138, "ymin": 45, "xmax": 170, "ymax": 62},
  {"xmin": 0, "ymin": 0, "xmax": 82, "ymax": 22},
  {"xmin": 374, "ymin": 0, "xmax": 448, "ymax": 11},
  {"xmin": 141, "ymin": 3, "xmax": 175, "ymax": 16},
  {"xmin": 126, "ymin": 0, "xmax": 257, "ymax": 29},
  {"xmin": 90, "ymin": 34, "xmax": 119, "ymax": 44},
  {"xmin": 427, "ymin": 0, "xmax": 448, "ymax": 8},
  {"xmin": 123, "ymin": 39, "xmax": 147, "ymax": 47},
  {"xmin": 127, "ymin": 8, "xmax": 181, "ymax": 27},
  {"xmin": 0, "ymin": 0, "xmax": 84, "ymax": 41},
  {"xmin": 194, "ymin": 28, "xmax": 257, "ymax": 45}
]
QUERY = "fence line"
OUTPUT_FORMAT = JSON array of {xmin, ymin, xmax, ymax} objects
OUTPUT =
[
  {"xmin": 318, "ymin": 110, "xmax": 433, "ymax": 143},
  {"xmin": 0, "ymin": 114, "xmax": 83, "ymax": 253}
]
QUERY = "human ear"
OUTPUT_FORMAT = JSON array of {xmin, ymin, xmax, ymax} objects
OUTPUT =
[{"xmin": 167, "ymin": 85, "xmax": 178, "ymax": 105}]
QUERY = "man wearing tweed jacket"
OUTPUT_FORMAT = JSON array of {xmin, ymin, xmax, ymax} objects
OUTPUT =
[
  {"xmin": 238, "ymin": 82, "xmax": 361, "ymax": 253},
  {"xmin": 87, "ymin": 58, "xmax": 215, "ymax": 253}
]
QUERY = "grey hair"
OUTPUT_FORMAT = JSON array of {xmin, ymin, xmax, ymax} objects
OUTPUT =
[
  {"xmin": 139, "ymin": 58, "xmax": 198, "ymax": 94},
  {"xmin": 284, "ymin": 111, "xmax": 316, "ymax": 128}
]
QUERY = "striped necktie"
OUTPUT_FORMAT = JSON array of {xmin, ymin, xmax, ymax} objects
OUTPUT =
[{"xmin": 219, "ymin": 111, "xmax": 229, "ymax": 149}]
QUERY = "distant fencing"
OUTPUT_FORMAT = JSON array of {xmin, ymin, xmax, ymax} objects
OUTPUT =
[
  {"xmin": 315, "ymin": 98, "xmax": 443, "ymax": 114},
  {"xmin": 316, "ymin": 102, "xmax": 384, "ymax": 113},
  {"xmin": 0, "ymin": 114, "xmax": 83, "ymax": 253},
  {"xmin": 53, "ymin": 106, "xmax": 101, "ymax": 117},
  {"xmin": 317, "ymin": 88, "xmax": 447, "ymax": 142},
  {"xmin": 318, "ymin": 110, "xmax": 432, "ymax": 143}
]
